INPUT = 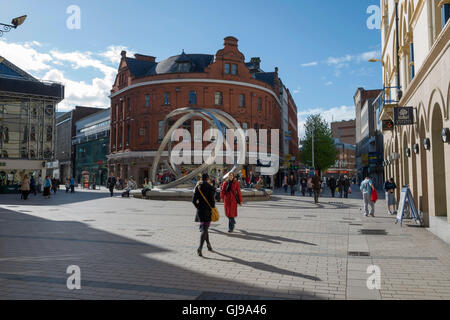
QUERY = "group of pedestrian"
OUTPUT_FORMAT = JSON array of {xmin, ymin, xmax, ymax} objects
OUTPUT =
[
  {"xmin": 327, "ymin": 175, "xmax": 351, "ymax": 198},
  {"xmin": 20, "ymin": 174, "xmax": 65, "ymax": 200},
  {"xmin": 192, "ymin": 171, "xmax": 243, "ymax": 257}
]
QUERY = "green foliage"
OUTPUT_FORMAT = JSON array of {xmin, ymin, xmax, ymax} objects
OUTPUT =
[{"xmin": 301, "ymin": 114, "xmax": 338, "ymax": 172}]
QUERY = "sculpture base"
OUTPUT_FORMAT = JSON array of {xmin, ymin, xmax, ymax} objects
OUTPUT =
[{"xmin": 131, "ymin": 188, "xmax": 272, "ymax": 201}]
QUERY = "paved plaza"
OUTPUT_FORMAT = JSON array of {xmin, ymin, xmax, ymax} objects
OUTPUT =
[{"xmin": 1, "ymin": 186, "xmax": 450, "ymax": 300}]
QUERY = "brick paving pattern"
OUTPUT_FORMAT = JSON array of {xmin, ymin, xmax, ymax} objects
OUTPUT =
[{"xmin": 1, "ymin": 185, "xmax": 450, "ymax": 300}]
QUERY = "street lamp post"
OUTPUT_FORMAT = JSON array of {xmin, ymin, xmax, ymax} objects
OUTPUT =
[{"xmin": 0, "ymin": 15, "xmax": 27, "ymax": 37}]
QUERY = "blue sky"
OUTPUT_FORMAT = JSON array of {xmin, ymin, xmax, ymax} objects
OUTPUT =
[{"xmin": 1, "ymin": 0, "xmax": 382, "ymax": 138}]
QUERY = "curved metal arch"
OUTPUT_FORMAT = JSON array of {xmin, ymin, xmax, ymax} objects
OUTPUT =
[{"xmin": 151, "ymin": 108, "xmax": 247, "ymax": 190}]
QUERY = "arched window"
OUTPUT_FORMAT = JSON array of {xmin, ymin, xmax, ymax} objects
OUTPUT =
[{"xmin": 239, "ymin": 94, "xmax": 245, "ymax": 107}]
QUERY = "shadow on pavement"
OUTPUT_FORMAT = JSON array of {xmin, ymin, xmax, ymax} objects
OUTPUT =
[
  {"xmin": 0, "ymin": 206, "xmax": 320, "ymax": 300},
  {"xmin": 210, "ymin": 228, "xmax": 317, "ymax": 246},
  {"xmin": 203, "ymin": 251, "xmax": 321, "ymax": 282}
]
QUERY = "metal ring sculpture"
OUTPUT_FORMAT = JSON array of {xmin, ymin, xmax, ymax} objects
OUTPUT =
[{"xmin": 151, "ymin": 107, "xmax": 246, "ymax": 190}]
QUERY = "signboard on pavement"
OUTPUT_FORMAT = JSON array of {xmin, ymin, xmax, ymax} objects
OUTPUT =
[{"xmin": 395, "ymin": 185, "xmax": 423, "ymax": 226}]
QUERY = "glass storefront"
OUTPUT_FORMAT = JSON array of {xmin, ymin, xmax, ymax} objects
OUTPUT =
[{"xmin": 74, "ymin": 136, "xmax": 109, "ymax": 187}]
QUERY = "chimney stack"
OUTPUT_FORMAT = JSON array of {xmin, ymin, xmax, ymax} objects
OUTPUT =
[
  {"xmin": 250, "ymin": 57, "xmax": 261, "ymax": 69},
  {"xmin": 134, "ymin": 54, "xmax": 156, "ymax": 63}
]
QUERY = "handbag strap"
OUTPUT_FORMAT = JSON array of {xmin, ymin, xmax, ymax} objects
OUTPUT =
[{"xmin": 198, "ymin": 185, "xmax": 213, "ymax": 209}]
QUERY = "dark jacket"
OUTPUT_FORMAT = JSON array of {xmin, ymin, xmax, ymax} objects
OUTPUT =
[
  {"xmin": 192, "ymin": 182, "xmax": 216, "ymax": 223},
  {"xmin": 311, "ymin": 175, "xmax": 322, "ymax": 191},
  {"xmin": 328, "ymin": 177, "xmax": 336, "ymax": 189},
  {"xmin": 107, "ymin": 176, "xmax": 116, "ymax": 188},
  {"xmin": 288, "ymin": 177, "xmax": 297, "ymax": 186}
]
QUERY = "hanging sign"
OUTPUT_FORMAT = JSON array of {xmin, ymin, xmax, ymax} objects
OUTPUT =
[
  {"xmin": 395, "ymin": 185, "xmax": 423, "ymax": 226},
  {"xmin": 394, "ymin": 107, "xmax": 414, "ymax": 125}
]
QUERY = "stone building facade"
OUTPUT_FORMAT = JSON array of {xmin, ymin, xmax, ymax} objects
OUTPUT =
[{"xmin": 379, "ymin": 0, "xmax": 450, "ymax": 243}]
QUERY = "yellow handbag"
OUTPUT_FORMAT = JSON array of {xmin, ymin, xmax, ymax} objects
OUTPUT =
[{"xmin": 198, "ymin": 186, "xmax": 220, "ymax": 222}]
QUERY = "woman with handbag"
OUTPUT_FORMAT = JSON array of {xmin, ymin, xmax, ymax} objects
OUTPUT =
[
  {"xmin": 220, "ymin": 172, "xmax": 243, "ymax": 233},
  {"xmin": 192, "ymin": 173, "xmax": 217, "ymax": 257}
]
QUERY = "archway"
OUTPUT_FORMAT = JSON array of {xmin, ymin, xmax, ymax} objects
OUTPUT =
[
  {"xmin": 431, "ymin": 104, "xmax": 447, "ymax": 217},
  {"xmin": 419, "ymin": 118, "xmax": 429, "ymax": 226},
  {"xmin": 402, "ymin": 131, "xmax": 410, "ymax": 187},
  {"xmin": 410, "ymin": 126, "xmax": 418, "ymax": 202}
]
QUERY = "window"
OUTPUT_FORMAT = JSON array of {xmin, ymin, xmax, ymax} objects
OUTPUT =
[
  {"xmin": 158, "ymin": 121, "xmax": 165, "ymax": 142},
  {"xmin": 46, "ymin": 126, "xmax": 52, "ymax": 142},
  {"xmin": 254, "ymin": 123, "xmax": 258, "ymax": 130},
  {"xmin": 257, "ymin": 97, "xmax": 262, "ymax": 111},
  {"xmin": 139, "ymin": 128, "xmax": 145, "ymax": 136},
  {"xmin": 118, "ymin": 127, "xmax": 122, "ymax": 148},
  {"xmin": 232, "ymin": 64, "xmax": 237, "ymax": 75},
  {"xmin": 409, "ymin": 42, "xmax": 415, "ymax": 81},
  {"xmin": 215, "ymin": 92, "xmax": 223, "ymax": 105},
  {"xmin": 178, "ymin": 62, "xmax": 190, "ymax": 72},
  {"xmin": 164, "ymin": 92, "xmax": 171, "ymax": 105},
  {"xmin": 224, "ymin": 63, "xmax": 230, "ymax": 74},
  {"xmin": 239, "ymin": 94, "xmax": 245, "ymax": 107},
  {"xmin": 242, "ymin": 122, "xmax": 249, "ymax": 143},
  {"xmin": 189, "ymin": 91, "xmax": 197, "ymax": 105},
  {"xmin": 145, "ymin": 94, "xmax": 150, "ymax": 108},
  {"xmin": 443, "ymin": 4, "xmax": 450, "ymax": 28},
  {"xmin": 126, "ymin": 124, "xmax": 130, "ymax": 146}
]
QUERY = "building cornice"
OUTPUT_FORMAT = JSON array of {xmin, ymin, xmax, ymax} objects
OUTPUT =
[
  {"xmin": 398, "ymin": 20, "xmax": 450, "ymax": 109},
  {"xmin": 109, "ymin": 78, "xmax": 282, "ymax": 109}
]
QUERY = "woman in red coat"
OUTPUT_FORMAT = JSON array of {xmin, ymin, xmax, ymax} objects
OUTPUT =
[{"xmin": 220, "ymin": 172, "xmax": 243, "ymax": 233}]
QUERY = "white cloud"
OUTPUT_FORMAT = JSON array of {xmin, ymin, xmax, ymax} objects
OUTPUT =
[
  {"xmin": 99, "ymin": 45, "xmax": 134, "ymax": 64},
  {"xmin": 325, "ymin": 81, "xmax": 333, "ymax": 86},
  {"xmin": 301, "ymin": 61, "xmax": 318, "ymax": 67},
  {"xmin": 0, "ymin": 39, "xmax": 52, "ymax": 72},
  {"xmin": 297, "ymin": 105, "xmax": 355, "ymax": 139},
  {"xmin": 0, "ymin": 39, "xmax": 126, "ymax": 111},
  {"xmin": 293, "ymin": 86, "xmax": 301, "ymax": 94}
]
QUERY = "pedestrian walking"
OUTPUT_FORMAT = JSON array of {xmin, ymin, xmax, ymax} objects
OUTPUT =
[
  {"xmin": 37, "ymin": 175, "xmax": 43, "ymax": 193},
  {"xmin": 342, "ymin": 175, "xmax": 350, "ymax": 198},
  {"xmin": 65, "ymin": 179, "xmax": 70, "ymax": 193},
  {"xmin": 283, "ymin": 175, "xmax": 288, "ymax": 193},
  {"xmin": 69, "ymin": 177, "xmax": 75, "ymax": 193},
  {"xmin": 360, "ymin": 176, "xmax": 375, "ymax": 217},
  {"xmin": 107, "ymin": 174, "xmax": 117, "ymax": 197},
  {"xmin": 312, "ymin": 173, "xmax": 322, "ymax": 204},
  {"xmin": 43, "ymin": 176, "xmax": 52, "ymax": 199},
  {"xmin": 300, "ymin": 177, "xmax": 307, "ymax": 196},
  {"xmin": 192, "ymin": 173, "xmax": 216, "ymax": 257},
  {"xmin": 384, "ymin": 178, "xmax": 397, "ymax": 215},
  {"xmin": 30, "ymin": 175, "xmax": 37, "ymax": 196},
  {"xmin": 220, "ymin": 172, "xmax": 243, "ymax": 233},
  {"xmin": 288, "ymin": 174, "xmax": 297, "ymax": 196},
  {"xmin": 51, "ymin": 177, "xmax": 58, "ymax": 194},
  {"xmin": 307, "ymin": 177, "xmax": 313, "ymax": 197},
  {"xmin": 20, "ymin": 175, "xmax": 30, "ymax": 200},
  {"xmin": 328, "ymin": 176, "xmax": 337, "ymax": 197}
]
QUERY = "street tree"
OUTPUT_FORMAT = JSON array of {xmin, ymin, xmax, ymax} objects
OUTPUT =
[{"xmin": 301, "ymin": 114, "xmax": 338, "ymax": 175}]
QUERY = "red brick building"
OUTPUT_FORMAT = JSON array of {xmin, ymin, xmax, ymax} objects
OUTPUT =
[{"xmin": 108, "ymin": 36, "xmax": 298, "ymax": 185}]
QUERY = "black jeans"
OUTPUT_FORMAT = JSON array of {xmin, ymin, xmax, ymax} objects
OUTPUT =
[
  {"xmin": 290, "ymin": 185, "xmax": 295, "ymax": 196},
  {"xmin": 109, "ymin": 187, "xmax": 114, "ymax": 197},
  {"xmin": 330, "ymin": 188, "xmax": 335, "ymax": 197},
  {"xmin": 70, "ymin": 185, "xmax": 75, "ymax": 193},
  {"xmin": 228, "ymin": 217, "xmax": 236, "ymax": 231},
  {"xmin": 314, "ymin": 190, "xmax": 320, "ymax": 203}
]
